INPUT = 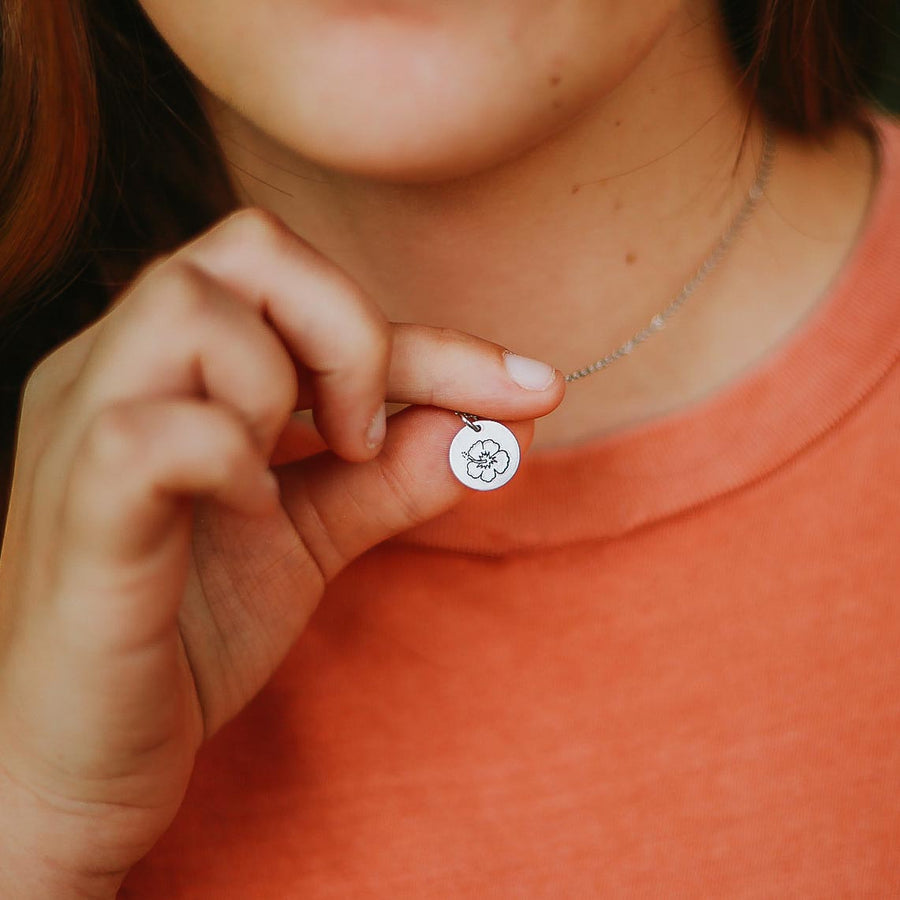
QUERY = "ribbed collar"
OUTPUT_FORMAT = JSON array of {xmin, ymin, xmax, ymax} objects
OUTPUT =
[{"xmin": 395, "ymin": 121, "xmax": 900, "ymax": 556}]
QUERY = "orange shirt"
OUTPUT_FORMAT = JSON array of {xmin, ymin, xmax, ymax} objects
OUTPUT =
[{"xmin": 123, "ymin": 123, "xmax": 900, "ymax": 898}]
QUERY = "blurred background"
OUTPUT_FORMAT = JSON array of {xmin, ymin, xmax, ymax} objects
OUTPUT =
[{"xmin": 877, "ymin": 4, "xmax": 899, "ymax": 112}]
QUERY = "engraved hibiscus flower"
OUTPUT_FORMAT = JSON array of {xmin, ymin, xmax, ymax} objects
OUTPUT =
[{"xmin": 463, "ymin": 439, "xmax": 510, "ymax": 483}]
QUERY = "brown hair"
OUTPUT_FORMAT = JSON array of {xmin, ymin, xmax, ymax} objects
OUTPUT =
[
  {"xmin": 0, "ymin": 0, "xmax": 893, "ymax": 487},
  {"xmin": 0, "ymin": 1, "xmax": 232, "ymax": 357},
  {"xmin": 0, "ymin": 1, "xmax": 232, "ymax": 488}
]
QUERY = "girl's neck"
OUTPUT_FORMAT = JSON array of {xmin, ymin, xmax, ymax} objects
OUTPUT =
[{"xmin": 203, "ymin": 6, "xmax": 876, "ymax": 448}]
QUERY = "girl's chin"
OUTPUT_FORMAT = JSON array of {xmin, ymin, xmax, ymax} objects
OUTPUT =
[
  {"xmin": 267, "ymin": 98, "xmax": 568, "ymax": 184},
  {"xmin": 239, "ymin": 58, "xmax": 568, "ymax": 182},
  {"xmin": 194, "ymin": 2, "xmax": 661, "ymax": 183}
]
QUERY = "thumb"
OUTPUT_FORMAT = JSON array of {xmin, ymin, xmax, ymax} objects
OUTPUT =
[{"xmin": 277, "ymin": 406, "xmax": 533, "ymax": 579}]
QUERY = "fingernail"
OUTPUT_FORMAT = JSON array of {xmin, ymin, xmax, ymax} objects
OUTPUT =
[
  {"xmin": 503, "ymin": 352, "xmax": 556, "ymax": 391},
  {"xmin": 365, "ymin": 405, "xmax": 387, "ymax": 449}
]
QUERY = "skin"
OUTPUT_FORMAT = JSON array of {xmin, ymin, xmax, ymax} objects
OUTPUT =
[
  {"xmin": 0, "ymin": 0, "xmax": 877, "ymax": 895},
  {"xmin": 170, "ymin": 0, "xmax": 874, "ymax": 444}
]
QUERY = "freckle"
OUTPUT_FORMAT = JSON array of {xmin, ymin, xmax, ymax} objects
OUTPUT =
[
  {"xmin": 552, "ymin": 98, "xmax": 563, "ymax": 110},
  {"xmin": 571, "ymin": 184, "xmax": 580, "ymax": 195},
  {"xmin": 614, "ymin": 119, "xmax": 622, "ymax": 127},
  {"xmin": 613, "ymin": 198, "xmax": 623, "ymax": 211},
  {"xmin": 550, "ymin": 74, "xmax": 561, "ymax": 87},
  {"xmin": 625, "ymin": 252, "xmax": 637, "ymax": 265}
]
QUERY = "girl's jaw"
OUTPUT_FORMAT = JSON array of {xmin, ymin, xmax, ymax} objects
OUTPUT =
[{"xmin": 137, "ymin": 0, "xmax": 681, "ymax": 181}]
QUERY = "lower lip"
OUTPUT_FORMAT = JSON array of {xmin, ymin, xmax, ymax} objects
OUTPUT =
[{"xmin": 321, "ymin": 0, "xmax": 441, "ymax": 24}]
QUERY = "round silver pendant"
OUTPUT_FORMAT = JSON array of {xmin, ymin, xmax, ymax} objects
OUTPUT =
[{"xmin": 448, "ymin": 418, "xmax": 520, "ymax": 491}]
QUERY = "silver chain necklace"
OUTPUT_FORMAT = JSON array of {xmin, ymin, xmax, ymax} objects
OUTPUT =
[
  {"xmin": 449, "ymin": 126, "xmax": 776, "ymax": 491},
  {"xmin": 566, "ymin": 125, "xmax": 775, "ymax": 382}
]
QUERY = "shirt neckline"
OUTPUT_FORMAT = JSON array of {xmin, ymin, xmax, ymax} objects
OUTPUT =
[{"xmin": 395, "ymin": 120, "xmax": 900, "ymax": 556}]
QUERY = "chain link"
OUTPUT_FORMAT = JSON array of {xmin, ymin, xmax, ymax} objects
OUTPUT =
[{"xmin": 564, "ymin": 126, "xmax": 776, "ymax": 383}]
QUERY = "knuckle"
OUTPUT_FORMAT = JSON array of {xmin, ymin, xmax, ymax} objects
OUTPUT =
[
  {"xmin": 363, "ymin": 313, "xmax": 392, "ymax": 364},
  {"xmin": 343, "ymin": 299, "xmax": 390, "ymax": 365},
  {"xmin": 82, "ymin": 405, "xmax": 148, "ymax": 475},
  {"xmin": 223, "ymin": 207, "xmax": 292, "ymax": 252},
  {"xmin": 210, "ymin": 421, "xmax": 254, "ymax": 481},
  {"xmin": 163, "ymin": 263, "xmax": 217, "ymax": 319},
  {"xmin": 255, "ymin": 378, "xmax": 298, "ymax": 433},
  {"xmin": 378, "ymin": 453, "xmax": 430, "ymax": 527},
  {"xmin": 132, "ymin": 260, "xmax": 216, "ymax": 326},
  {"xmin": 433, "ymin": 326, "xmax": 469, "ymax": 353}
]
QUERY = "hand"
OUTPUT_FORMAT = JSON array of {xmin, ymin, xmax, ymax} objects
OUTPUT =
[{"xmin": 0, "ymin": 209, "xmax": 564, "ymax": 897}]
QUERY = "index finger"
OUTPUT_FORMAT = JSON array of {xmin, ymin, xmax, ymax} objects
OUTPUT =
[{"xmin": 179, "ymin": 208, "xmax": 391, "ymax": 462}]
